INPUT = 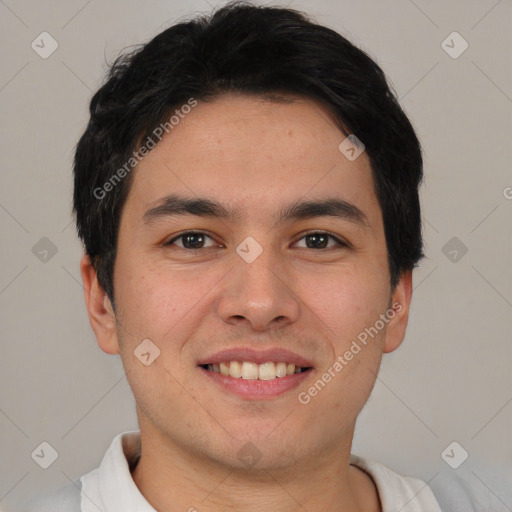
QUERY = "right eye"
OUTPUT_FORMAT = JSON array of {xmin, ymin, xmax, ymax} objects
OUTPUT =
[{"xmin": 164, "ymin": 231, "xmax": 221, "ymax": 250}]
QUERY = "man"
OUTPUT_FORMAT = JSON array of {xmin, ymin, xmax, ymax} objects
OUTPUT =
[{"xmin": 23, "ymin": 1, "xmax": 455, "ymax": 510}]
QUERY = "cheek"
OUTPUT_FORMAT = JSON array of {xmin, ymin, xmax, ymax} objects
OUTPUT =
[
  {"xmin": 292, "ymin": 267, "xmax": 389, "ymax": 412},
  {"xmin": 113, "ymin": 258, "xmax": 223, "ymax": 360},
  {"xmin": 112, "ymin": 266, "xmax": 193, "ymax": 413},
  {"xmin": 115, "ymin": 272, "xmax": 177, "ymax": 344},
  {"xmin": 295, "ymin": 267, "xmax": 389, "ymax": 343}
]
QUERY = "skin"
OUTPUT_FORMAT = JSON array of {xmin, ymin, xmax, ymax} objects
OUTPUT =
[{"xmin": 81, "ymin": 93, "xmax": 413, "ymax": 512}]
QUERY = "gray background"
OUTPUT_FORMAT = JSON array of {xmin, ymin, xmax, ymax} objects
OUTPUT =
[{"xmin": 0, "ymin": 0, "xmax": 511, "ymax": 509}]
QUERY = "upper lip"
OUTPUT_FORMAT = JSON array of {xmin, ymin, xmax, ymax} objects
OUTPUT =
[{"xmin": 197, "ymin": 347, "xmax": 314, "ymax": 368}]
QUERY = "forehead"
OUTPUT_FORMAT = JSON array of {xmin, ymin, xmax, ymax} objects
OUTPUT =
[{"xmin": 122, "ymin": 94, "xmax": 380, "ymax": 227}]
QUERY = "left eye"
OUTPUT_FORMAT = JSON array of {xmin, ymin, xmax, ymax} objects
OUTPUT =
[
  {"xmin": 293, "ymin": 231, "xmax": 346, "ymax": 249},
  {"xmin": 165, "ymin": 231, "xmax": 346, "ymax": 250}
]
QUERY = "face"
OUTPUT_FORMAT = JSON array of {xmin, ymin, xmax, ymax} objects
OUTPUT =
[{"xmin": 82, "ymin": 93, "xmax": 412, "ymax": 472}]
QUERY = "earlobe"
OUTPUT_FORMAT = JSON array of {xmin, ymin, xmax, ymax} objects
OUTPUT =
[
  {"xmin": 382, "ymin": 270, "xmax": 413, "ymax": 354},
  {"xmin": 80, "ymin": 253, "xmax": 120, "ymax": 355}
]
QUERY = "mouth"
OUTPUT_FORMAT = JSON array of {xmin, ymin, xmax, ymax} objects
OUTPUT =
[
  {"xmin": 197, "ymin": 347, "xmax": 314, "ymax": 400},
  {"xmin": 199, "ymin": 361, "xmax": 312, "ymax": 380}
]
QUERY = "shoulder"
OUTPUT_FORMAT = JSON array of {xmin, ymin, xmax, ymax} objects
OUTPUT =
[
  {"xmin": 429, "ymin": 469, "xmax": 512, "ymax": 512},
  {"xmin": 350, "ymin": 454, "xmax": 442, "ymax": 512},
  {"xmin": 428, "ymin": 470, "xmax": 478, "ymax": 512},
  {"xmin": 20, "ymin": 479, "xmax": 82, "ymax": 512}
]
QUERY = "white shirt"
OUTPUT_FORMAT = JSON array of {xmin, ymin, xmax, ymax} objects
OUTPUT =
[{"xmin": 23, "ymin": 430, "xmax": 443, "ymax": 511}]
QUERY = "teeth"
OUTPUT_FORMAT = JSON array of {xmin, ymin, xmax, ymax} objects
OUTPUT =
[
  {"xmin": 258, "ymin": 362, "xmax": 275, "ymax": 380},
  {"xmin": 229, "ymin": 361, "xmax": 242, "ymax": 378},
  {"xmin": 219, "ymin": 361, "xmax": 230, "ymax": 376},
  {"xmin": 205, "ymin": 361, "xmax": 307, "ymax": 380},
  {"xmin": 241, "ymin": 362, "xmax": 259, "ymax": 379},
  {"xmin": 276, "ymin": 362, "xmax": 287, "ymax": 378}
]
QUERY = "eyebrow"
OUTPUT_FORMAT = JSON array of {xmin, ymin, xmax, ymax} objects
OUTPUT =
[{"xmin": 142, "ymin": 193, "xmax": 369, "ymax": 227}]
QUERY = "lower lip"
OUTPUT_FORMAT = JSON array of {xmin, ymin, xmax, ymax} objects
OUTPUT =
[{"xmin": 198, "ymin": 366, "xmax": 313, "ymax": 400}]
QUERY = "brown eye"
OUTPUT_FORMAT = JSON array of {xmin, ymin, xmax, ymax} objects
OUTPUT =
[
  {"xmin": 294, "ymin": 231, "xmax": 346, "ymax": 249},
  {"xmin": 165, "ymin": 231, "xmax": 218, "ymax": 250}
]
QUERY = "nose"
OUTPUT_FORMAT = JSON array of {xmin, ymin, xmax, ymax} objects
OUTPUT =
[{"xmin": 216, "ymin": 245, "xmax": 301, "ymax": 332}]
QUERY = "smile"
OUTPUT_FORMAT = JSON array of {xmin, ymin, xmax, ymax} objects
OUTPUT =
[
  {"xmin": 197, "ymin": 347, "xmax": 315, "ymax": 399},
  {"xmin": 200, "ymin": 361, "xmax": 311, "ymax": 380}
]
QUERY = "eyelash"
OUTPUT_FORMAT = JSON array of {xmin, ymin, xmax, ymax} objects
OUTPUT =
[{"xmin": 164, "ymin": 230, "xmax": 348, "ymax": 251}]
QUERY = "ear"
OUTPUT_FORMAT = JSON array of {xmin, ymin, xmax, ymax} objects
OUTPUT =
[
  {"xmin": 382, "ymin": 269, "xmax": 413, "ymax": 354},
  {"xmin": 80, "ymin": 253, "xmax": 120, "ymax": 355}
]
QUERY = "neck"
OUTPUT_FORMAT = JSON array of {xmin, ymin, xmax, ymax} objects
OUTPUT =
[{"xmin": 130, "ymin": 422, "xmax": 380, "ymax": 512}]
